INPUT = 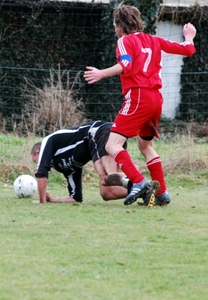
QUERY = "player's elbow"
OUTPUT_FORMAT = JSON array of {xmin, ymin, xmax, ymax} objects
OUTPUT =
[{"xmin": 100, "ymin": 190, "xmax": 111, "ymax": 201}]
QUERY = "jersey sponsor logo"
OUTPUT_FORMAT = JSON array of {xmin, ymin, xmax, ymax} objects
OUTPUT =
[{"xmin": 56, "ymin": 157, "xmax": 83, "ymax": 171}]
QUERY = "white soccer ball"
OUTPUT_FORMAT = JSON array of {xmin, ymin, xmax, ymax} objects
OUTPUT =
[{"xmin": 13, "ymin": 174, "xmax": 38, "ymax": 198}]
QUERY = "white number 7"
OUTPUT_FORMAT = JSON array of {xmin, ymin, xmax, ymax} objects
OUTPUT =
[{"xmin": 141, "ymin": 48, "xmax": 152, "ymax": 72}]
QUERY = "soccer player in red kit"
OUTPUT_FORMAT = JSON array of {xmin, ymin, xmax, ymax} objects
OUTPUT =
[{"xmin": 84, "ymin": 3, "xmax": 196, "ymax": 207}]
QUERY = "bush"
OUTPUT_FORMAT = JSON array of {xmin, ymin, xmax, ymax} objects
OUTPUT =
[{"xmin": 17, "ymin": 65, "xmax": 86, "ymax": 136}]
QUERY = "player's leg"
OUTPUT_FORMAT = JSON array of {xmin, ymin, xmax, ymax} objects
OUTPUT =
[
  {"xmin": 138, "ymin": 137, "xmax": 170, "ymax": 206},
  {"xmin": 106, "ymin": 130, "xmax": 159, "ymax": 207},
  {"xmin": 137, "ymin": 88, "xmax": 170, "ymax": 206}
]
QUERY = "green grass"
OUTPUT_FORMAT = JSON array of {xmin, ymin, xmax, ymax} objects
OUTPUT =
[
  {"xmin": 0, "ymin": 134, "xmax": 208, "ymax": 299},
  {"xmin": 1, "ymin": 183, "xmax": 208, "ymax": 300}
]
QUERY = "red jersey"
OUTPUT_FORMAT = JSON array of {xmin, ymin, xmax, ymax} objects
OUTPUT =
[{"xmin": 116, "ymin": 32, "xmax": 196, "ymax": 95}]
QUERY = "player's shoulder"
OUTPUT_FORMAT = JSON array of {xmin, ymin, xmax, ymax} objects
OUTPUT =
[
  {"xmin": 139, "ymin": 32, "xmax": 163, "ymax": 47},
  {"xmin": 124, "ymin": 32, "xmax": 154, "ymax": 44},
  {"xmin": 139, "ymin": 32, "xmax": 158, "ymax": 41}
]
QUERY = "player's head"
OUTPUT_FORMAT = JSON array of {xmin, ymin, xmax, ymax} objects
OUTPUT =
[
  {"xmin": 31, "ymin": 142, "xmax": 41, "ymax": 163},
  {"xmin": 113, "ymin": 3, "xmax": 144, "ymax": 36}
]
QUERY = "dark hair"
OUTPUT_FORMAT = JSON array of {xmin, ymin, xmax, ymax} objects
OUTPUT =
[
  {"xmin": 113, "ymin": 3, "xmax": 145, "ymax": 34},
  {"xmin": 31, "ymin": 142, "xmax": 42, "ymax": 155}
]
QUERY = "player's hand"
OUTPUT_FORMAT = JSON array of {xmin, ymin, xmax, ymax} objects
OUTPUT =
[
  {"xmin": 32, "ymin": 192, "xmax": 52, "ymax": 204},
  {"xmin": 183, "ymin": 23, "xmax": 196, "ymax": 41},
  {"xmin": 46, "ymin": 192, "xmax": 61, "ymax": 202},
  {"xmin": 84, "ymin": 66, "xmax": 104, "ymax": 84},
  {"xmin": 31, "ymin": 200, "xmax": 40, "ymax": 204}
]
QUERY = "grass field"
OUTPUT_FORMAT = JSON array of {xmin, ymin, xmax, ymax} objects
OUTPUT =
[{"xmin": 0, "ymin": 134, "xmax": 208, "ymax": 299}]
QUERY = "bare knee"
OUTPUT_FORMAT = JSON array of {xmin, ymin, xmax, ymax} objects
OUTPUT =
[
  {"xmin": 139, "ymin": 141, "xmax": 152, "ymax": 157},
  {"xmin": 139, "ymin": 145, "xmax": 147, "ymax": 157}
]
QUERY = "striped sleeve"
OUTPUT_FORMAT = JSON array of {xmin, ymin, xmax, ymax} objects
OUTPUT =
[{"xmin": 117, "ymin": 36, "xmax": 133, "ymax": 71}]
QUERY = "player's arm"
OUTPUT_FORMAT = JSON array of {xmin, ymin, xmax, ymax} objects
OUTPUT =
[
  {"xmin": 84, "ymin": 64, "xmax": 123, "ymax": 84},
  {"xmin": 45, "ymin": 192, "xmax": 77, "ymax": 203},
  {"xmin": 37, "ymin": 177, "xmax": 48, "ymax": 204},
  {"xmin": 36, "ymin": 174, "xmax": 78, "ymax": 204},
  {"xmin": 34, "ymin": 138, "xmax": 54, "ymax": 204},
  {"xmin": 32, "ymin": 190, "xmax": 77, "ymax": 204},
  {"xmin": 158, "ymin": 23, "xmax": 196, "ymax": 56}
]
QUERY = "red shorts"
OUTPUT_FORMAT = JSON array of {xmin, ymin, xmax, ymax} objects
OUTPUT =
[{"xmin": 111, "ymin": 88, "xmax": 163, "ymax": 139}]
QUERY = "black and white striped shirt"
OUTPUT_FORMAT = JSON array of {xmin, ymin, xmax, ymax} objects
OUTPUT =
[{"xmin": 36, "ymin": 121, "xmax": 112, "ymax": 178}]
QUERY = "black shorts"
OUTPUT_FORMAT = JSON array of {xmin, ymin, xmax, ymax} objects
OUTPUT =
[
  {"xmin": 89, "ymin": 123, "xmax": 111, "ymax": 163},
  {"xmin": 89, "ymin": 123, "xmax": 127, "ymax": 162}
]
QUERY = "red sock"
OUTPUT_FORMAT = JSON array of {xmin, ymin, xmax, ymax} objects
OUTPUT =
[
  {"xmin": 146, "ymin": 156, "xmax": 167, "ymax": 195},
  {"xmin": 114, "ymin": 149, "xmax": 144, "ymax": 184}
]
